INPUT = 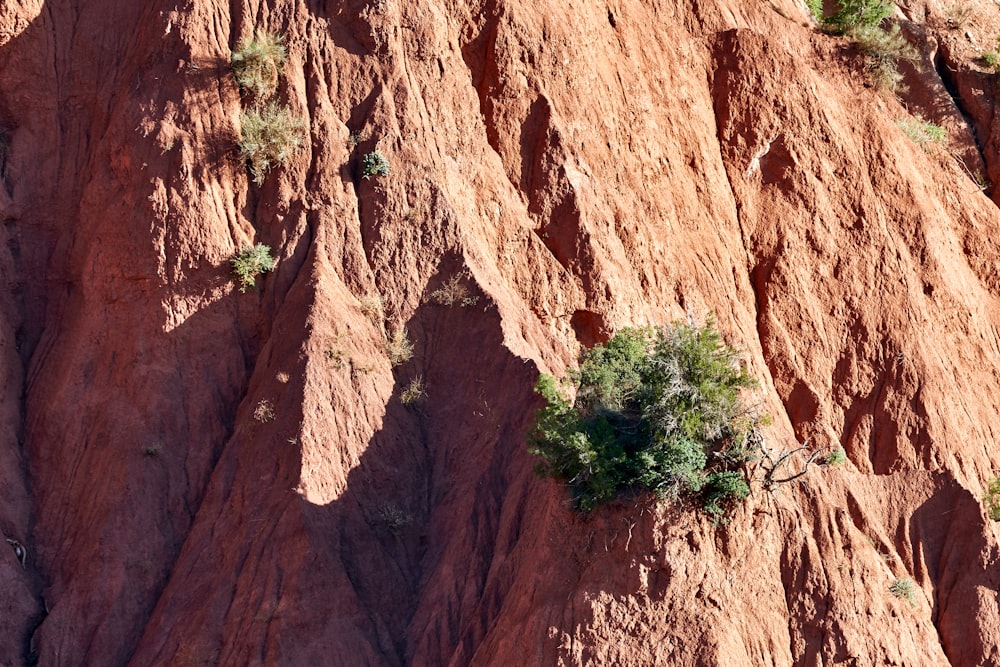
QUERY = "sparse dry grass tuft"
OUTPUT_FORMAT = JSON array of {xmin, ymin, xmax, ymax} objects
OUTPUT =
[
  {"xmin": 400, "ymin": 376, "xmax": 427, "ymax": 405},
  {"xmin": 359, "ymin": 292, "xmax": 385, "ymax": 323},
  {"xmin": 430, "ymin": 275, "xmax": 469, "ymax": 306},
  {"xmin": 231, "ymin": 32, "xmax": 287, "ymax": 99},
  {"xmin": 897, "ymin": 115, "xmax": 947, "ymax": 146},
  {"xmin": 254, "ymin": 399, "xmax": 276, "ymax": 423},
  {"xmin": 239, "ymin": 103, "xmax": 307, "ymax": 185},
  {"xmin": 944, "ymin": 2, "xmax": 974, "ymax": 29},
  {"xmin": 386, "ymin": 327, "xmax": 414, "ymax": 367}
]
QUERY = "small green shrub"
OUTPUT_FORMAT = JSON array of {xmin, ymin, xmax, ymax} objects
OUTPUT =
[
  {"xmin": 985, "ymin": 477, "xmax": 1000, "ymax": 520},
  {"xmin": 823, "ymin": 0, "xmax": 893, "ymax": 34},
  {"xmin": 529, "ymin": 318, "xmax": 763, "ymax": 514},
  {"xmin": 889, "ymin": 577, "xmax": 917, "ymax": 606},
  {"xmin": 825, "ymin": 448, "xmax": 848, "ymax": 466},
  {"xmin": 231, "ymin": 32, "xmax": 287, "ymax": 99},
  {"xmin": 974, "ymin": 171, "xmax": 990, "ymax": 192},
  {"xmin": 984, "ymin": 49, "xmax": 1000, "ymax": 73},
  {"xmin": 702, "ymin": 471, "xmax": 751, "ymax": 520},
  {"xmin": 897, "ymin": 116, "xmax": 946, "ymax": 145},
  {"xmin": 239, "ymin": 103, "xmax": 307, "ymax": 185},
  {"xmin": 361, "ymin": 150, "xmax": 390, "ymax": 179},
  {"xmin": 231, "ymin": 243, "xmax": 276, "ymax": 292},
  {"xmin": 805, "ymin": 0, "xmax": 824, "ymax": 21},
  {"xmin": 853, "ymin": 23, "xmax": 919, "ymax": 92},
  {"xmin": 379, "ymin": 505, "xmax": 410, "ymax": 534}
]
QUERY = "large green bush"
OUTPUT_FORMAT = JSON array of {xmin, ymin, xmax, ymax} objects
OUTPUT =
[{"xmin": 529, "ymin": 319, "xmax": 761, "ymax": 516}]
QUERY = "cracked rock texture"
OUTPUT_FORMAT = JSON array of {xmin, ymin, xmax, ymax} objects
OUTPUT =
[{"xmin": 1, "ymin": 0, "xmax": 1000, "ymax": 664}]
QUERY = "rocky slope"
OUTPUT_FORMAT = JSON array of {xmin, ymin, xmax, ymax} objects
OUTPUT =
[{"xmin": 2, "ymin": 0, "xmax": 1000, "ymax": 664}]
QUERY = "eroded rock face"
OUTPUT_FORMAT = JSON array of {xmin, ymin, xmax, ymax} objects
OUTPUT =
[{"xmin": 1, "ymin": 0, "xmax": 999, "ymax": 664}]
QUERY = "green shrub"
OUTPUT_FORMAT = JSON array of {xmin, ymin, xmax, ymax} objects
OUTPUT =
[
  {"xmin": 231, "ymin": 243, "xmax": 275, "ymax": 292},
  {"xmin": 805, "ymin": 0, "xmax": 824, "ymax": 21},
  {"xmin": 239, "ymin": 103, "xmax": 307, "ymax": 184},
  {"xmin": 529, "ymin": 318, "xmax": 762, "ymax": 514},
  {"xmin": 702, "ymin": 471, "xmax": 751, "ymax": 520},
  {"xmin": 231, "ymin": 32, "xmax": 287, "ymax": 99},
  {"xmin": 889, "ymin": 577, "xmax": 917, "ymax": 606},
  {"xmin": 361, "ymin": 150, "xmax": 390, "ymax": 179},
  {"xmin": 379, "ymin": 505, "xmax": 410, "ymax": 534},
  {"xmin": 985, "ymin": 477, "xmax": 1000, "ymax": 520},
  {"xmin": 821, "ymin": 0, "xmax": 917, "ymax": 92},
  {"xmin": 897, "ymin": 116, "xmax": 946, "ymax": 145},
  {"xmin": 853, "ymin": 23, "xmax": 919, "ymax": 92},
  {"xmin": 823, "ymin": 0, "xmax": 893, "ymax": 34},
  {"xmin": 984, "ymin": 49, "xmax": 1000, "ymax": 73},
  {"xmin": 825, "ymin": 448, "xmax": 848, "ymax": 466}
]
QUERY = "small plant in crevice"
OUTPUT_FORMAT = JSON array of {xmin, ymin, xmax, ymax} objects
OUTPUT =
[
  {"xmin": 985, "ymin": 477, "xmax": 1000, "ymax": 521},
  {"xmin": 254, "ymin": 399, "xmax": 276, "ymax": 423},
  {"xmin": 982, "ymin": 41, "xmax": 1000, "ymax": 74},
  {"xmin": 358, "ymin": 292, "xmax": 385, "ymax": 323},
  {"xmin": 239, "ymin": 103, "xmax": 308, "ymax": 185},
  {"xmin": 361, "ymin": 150, "xmax": 390, "ymax": 179},
  {"xmin": 379, "ymin": 505, "xmax": 410, "ymax": 535},
  {"xmin": 897, "ymin": 115, "xmax": 947, "ymax": 146},
  {"xmin": 143, "ymin": 444, "xmax": 162, "ymax": 458},
  {"xmin": 400, "ymin": 376, "xmax": 427, "ymax": 405},
  {"xmin": 825, "ymin": 448, "xmax": 848, "ymax": 466},
  {"xmin": 231, "ymin": 32, "xmax": 287, "ymax": 100},
  {"xmin": 889, "ymin": 576, "xmax": 917, "ymax": 606},
  {"xmin": 231, "ymin": 243, "xmax": 276, "ymax": 292},
  {"xmin": 429, "ymin": 274, "xmax": 477, "ymax": 307},
  {"xmin": 974, "ymin": 171, "xmax": 991, "ymax": 193},
  {"xmin": 985, "ymin": 51, "xmax": 1000, "ymax": 72},
  {"xmin": 529, "ymin": 317, "xmax": 765, "ymax": 516},
  {"xmin": 325, "ymin": 346, "xmax": 347, "ymax": 369},
  {"xmin": 386, "ymin": 327, "xmax": 414, "ymax": 367}
]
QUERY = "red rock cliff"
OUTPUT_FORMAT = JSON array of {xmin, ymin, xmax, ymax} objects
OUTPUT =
[{"xmin": 1, "ymin": 0, "xmax": 1000, "ymax": 664}]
